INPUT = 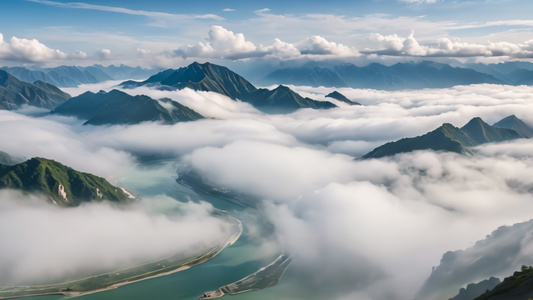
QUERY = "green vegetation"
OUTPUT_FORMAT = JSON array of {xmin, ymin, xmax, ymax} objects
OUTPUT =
[
  {"xmin": 0, "ymin": 70, "xmax": 70, "ymax": 110},
  {"xmin": 52, "ymin": 89, "xmax": 204, "ymax": 125},
  {"xmin": 0, "ymin": 157, "xmax": 129, "ymax": 206},
  {"xmin": 363, "ymin": 116, "xmax": 527, "ymax": 159},
  {"xmin": 475, "ymin": 266, "xmax": 533, "ymax": 300}
]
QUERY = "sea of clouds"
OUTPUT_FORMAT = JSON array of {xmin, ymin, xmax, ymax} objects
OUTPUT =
[{"xmin": 3, "ymin": 81, "xmax": 533, "ymax": 298}]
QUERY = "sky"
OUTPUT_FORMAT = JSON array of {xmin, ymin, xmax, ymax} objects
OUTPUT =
[{"xmin": 1, "ymin": 0, "xmax": 533, "ymax": 67}]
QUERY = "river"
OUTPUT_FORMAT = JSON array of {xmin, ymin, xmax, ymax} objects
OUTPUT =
[{"xmin": 13, "ymin": 160, "xmax": 295, "ymax": 300}]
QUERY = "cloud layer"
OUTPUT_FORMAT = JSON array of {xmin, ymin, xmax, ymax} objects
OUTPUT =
[
  {"xmin": 4, "ymin": 82, "xmax": 533, "ymax": 299},
  {"xmin": 0, "ymin": 191, "xmax": 234, "ymax": 285}
]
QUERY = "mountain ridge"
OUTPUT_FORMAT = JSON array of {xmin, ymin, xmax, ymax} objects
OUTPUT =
[
  {"xmin": 52, "ymin": 89, "xmax": 204, "ymax": 125},
  {"xmin": 121, "ymin": 62, "xmax": 337, "ymax": 114},
  {"xmin": 0, "ymin": 70, "xmax": 71, "ymax": 110},
  {"xmin": 263, "ymin": 61, "xmax": 505, "ymax": 90},
  {"xmin": 1, "ymin": 64, "xmax": 157, "ymax": 88},
  {"xmin": 363, "ymin": 115, "xmax": 529, "ymax": 158},
  {"xmin": 0, "ymin": 157, "xmax": 131, "ymax": 206}
]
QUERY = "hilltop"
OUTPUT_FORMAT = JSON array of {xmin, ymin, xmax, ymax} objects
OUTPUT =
[{"xmin": 0, "ymin": 157, "xmax": 132, "ymax": 206}]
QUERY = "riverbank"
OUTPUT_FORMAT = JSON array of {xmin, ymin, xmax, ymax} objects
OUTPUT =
[{"xmin": 0, "ymin": 215, "xmax": 242, "ymax": 300}]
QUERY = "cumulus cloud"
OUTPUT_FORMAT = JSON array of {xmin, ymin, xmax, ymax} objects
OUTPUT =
[
  {"xmin": 99, "ymin": 48, "xmax": 112, "ymax": 59},
  {"xmin": 174, "ymin": 25, "xmax": 358, "ymax": 60},
  {"xmin": 0, "ymin": 33, "xmax": 69, "ymax": 62},
  {"xmin": 136, "ymin": 48, "xmax": 151, "ymax": 56},
  {"xmin": 364, "ymin": 30, "xmax": 533, "ymax": 58},
  {"xmin": 0, "ymin": 191, "xmax": 235, "ymax": 285},
  {"xmin": 295, "ymin": 35, "xmax": 359, "ymax": 56},
  {"xmin": 175, "ymin": 25, "xmax": 259, "ymax": 60}
]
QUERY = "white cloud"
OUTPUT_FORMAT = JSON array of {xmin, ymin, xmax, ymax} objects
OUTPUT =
[
  {"xmin": 0, "ymin": 192, "xmax": 235, "ymax": 285},
  {"xmin": 365, "ymin": 30, "xmax": 533, "ymax": 58},
  {"xmin": 175, "ymin": 25, "xmax": 259, "ymax": 60},
  {"xmin": 174, "ymin": 25, "xmax": 358, "ymax": 60},
  {"xmin": 295, "ymin": 35, "xmax": 359, "ymax": 56},
  {"xmin": 99, "ymin": 48, "xmax": 112, "ymax": 59},
  {"xmin": 136, "ymin": 47, "xmax": 151, "ymax": 56},
  {"xmin": 254, "ymin": 8, "xmax": 271, "ymax": 14},
  {"xmin": 0, "ymin": 33, "xmax": 68, "ymax": 62},
  {"xmin": 223, "ymin": 8, "xmax": 235, "ymax": 12},
  {"xmin": 28, "ymin": 0, "xmax": 224, "ymax": 27},
  {"xmin": 6, "ymin": 81, "xmax": 533, "ymax": 298}
]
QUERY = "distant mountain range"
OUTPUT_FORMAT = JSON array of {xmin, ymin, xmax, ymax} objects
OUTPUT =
[
  {"xmin": 263, "ymin": 61, "xmax": 505, "ymax": 90},
  {"xmin": 0, "ymin": 70, "xmax": 71, "ymax": 110},
  {"xmin": 122, "ymin": 62, "xmax": 337, "ymax": 114},
  {"xmin": 0, "ymin": 157, "xmax": 131, "ymax": 206},
  {"xmin": 463, "ymin": 61, "xmax": 533, "ymax": 86},
  {"xmin": 1, "ymin": 64, "xmax": 157, "ymax": 88},
  {"xmin": 52, "ymin": 89, "xmax": 204, "ymax": 125},
  {"xmin": 363, "ymin": 115, "xmax": 529, "ymax": 158}
]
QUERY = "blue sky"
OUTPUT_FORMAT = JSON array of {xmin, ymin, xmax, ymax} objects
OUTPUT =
[{"xmin": 1, "ymin": 0, "xmax": 533, "ymax": 67}]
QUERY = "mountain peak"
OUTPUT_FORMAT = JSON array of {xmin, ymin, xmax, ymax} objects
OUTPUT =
[
  {"xmin": 493, "ymin": 115, "xmax": 533, "ymax": 138},
  {"xmin": 52, "ymin": 89, "xmax": 203, "ymax": 125},
  {"xmin": 0, "ymin": 157, "xmax": 131, "ymax": 206},
  {"xmin": 325, "ymin": 91, "xmax": 361, "ymax": 105}
]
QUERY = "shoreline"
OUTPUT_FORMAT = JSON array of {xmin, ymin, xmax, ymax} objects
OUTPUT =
[{"xmin": 0, "ymin": 216, "xmax": 243, "ymax": 300}]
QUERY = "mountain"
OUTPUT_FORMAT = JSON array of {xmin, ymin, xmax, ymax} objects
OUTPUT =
[
  {"xmin": 363, "ymin": 117, "xmax": 524, "ymax": 158},
  {"xmin": 263, "ymin": 61, "xmax": 504, "ymax": 90},
  {"xmin": 474, "ymin": 266, "xmax": 533, "ymax": 300},
  {"xmin": 122, "ymin": 62, "xmax": 257, "ymax": 100},
  {"xmin": 241, "ymin": 85, "xmax": 336, "ymax": 114},
  {"xmin": 363, "ymin": 123, "xmax": 476, "ymax": 158},
  {"xmin": 449, "ymin": 277, "xmax": 501, "ymax": 300},
  {"xmin": 460, "ymin": 117, "xmax": 521, "ymax": 144},
  {"xmin": 325, "ymin": 91, "xmax": 361, "ymax": 105},
  {"xmin": 0, "ymin": 157, "xmax": 131, "ymax": 206},
  {"xmin": 464, "ymin": 62, "xmax": 533, "ymax": 85},
  {"xmin": 52, "ymin": 89, "xmax": 204, "ymax": 125},
  {"xmin": 416, "ymin": 220, "xmax": 533, "ymax": 300},
  {"xmin": 122, "ymin": 62, "xmax": 336, "ymax": 113},
  {"xmin": 1, "ymin": 65, "xmax": 157, "ymax": 88},
  {"xmin": 0, "ymin": 150, "xmax": 23, "ymax": 166},
  {"xmin": 0, "ymin": 70, "xmax": 71, "ymax": 110},
  {"xmin": 493, "ymin": 115, "xmax": 533, "ymax": 138}
]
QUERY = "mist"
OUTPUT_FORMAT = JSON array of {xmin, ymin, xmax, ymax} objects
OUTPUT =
[
  {"xmin": 0, "ymin": 190, "xmax": 234, "ymax": 286},
  {"xmin": 4, "ymin": 82, "xmax": 533, "ymax": 298}
]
